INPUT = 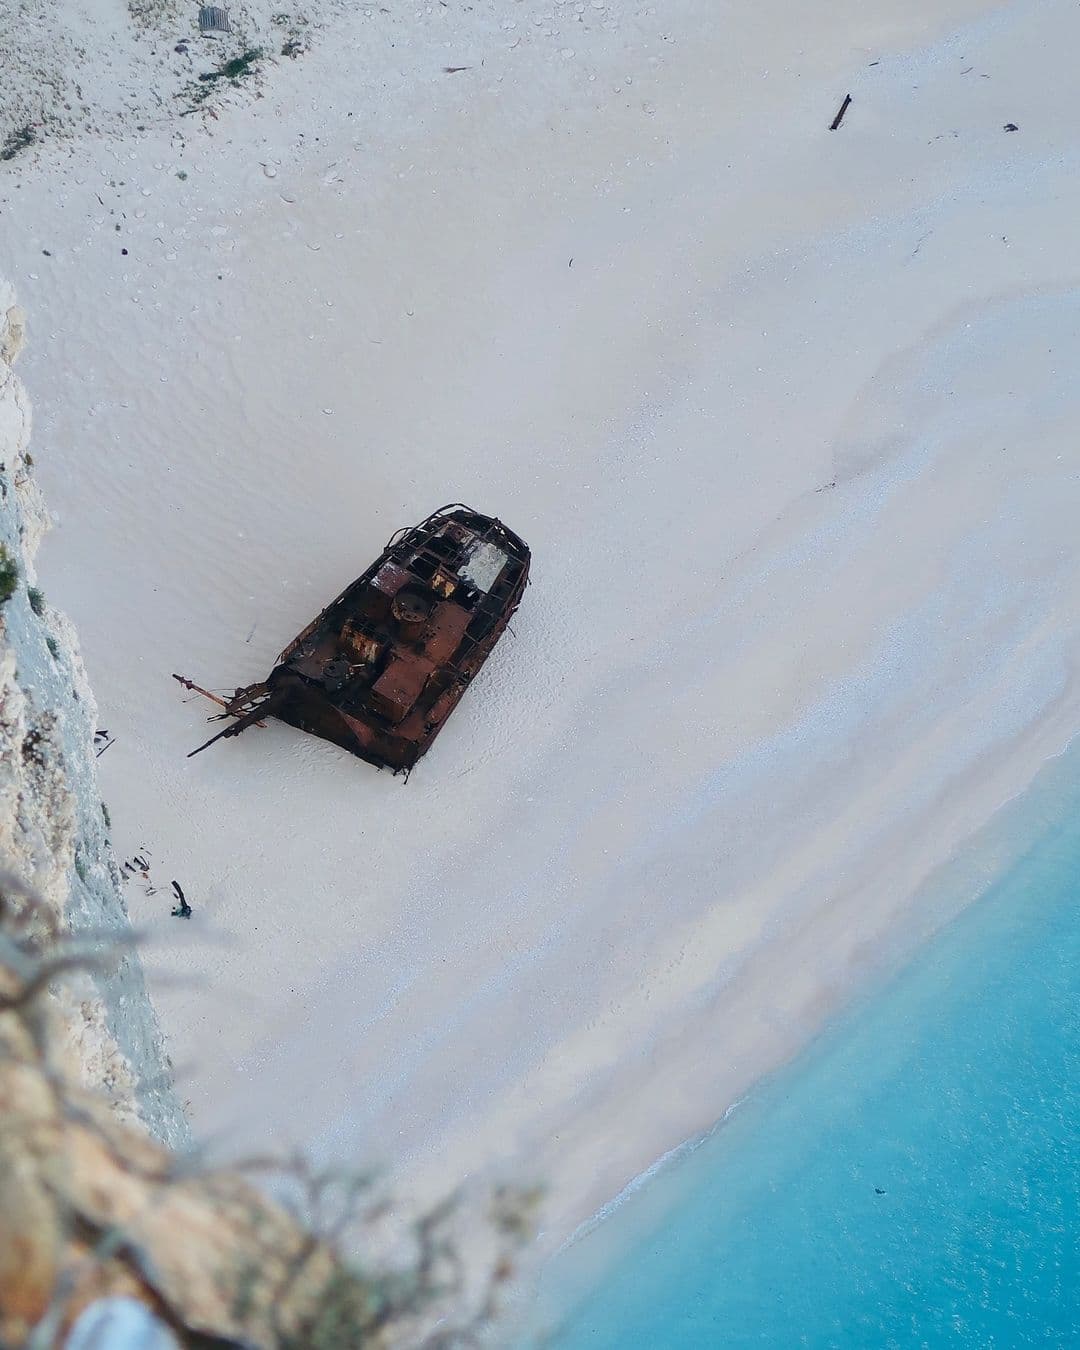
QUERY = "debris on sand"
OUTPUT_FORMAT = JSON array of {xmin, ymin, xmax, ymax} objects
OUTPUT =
[
  {"xmin": 829, "ymin": 94, "xmax": 853, "ymax": 131},
  {"xmin": 170, "ymin": 881, "xmax": 192, "ymax": 919},
  {"xmin": 0, "ymin": 124, "xmax": 36, "ymax": 162}
]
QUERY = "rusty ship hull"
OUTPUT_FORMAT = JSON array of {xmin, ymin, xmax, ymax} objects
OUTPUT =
[{"xmin": 192, "ymin": 506, "xmax": 530, "ymax": 772}]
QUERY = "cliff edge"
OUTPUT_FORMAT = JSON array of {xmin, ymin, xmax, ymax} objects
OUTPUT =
[{"xmin": 0, "ymin": 279, "xmax": 187, "ymax": 1147}]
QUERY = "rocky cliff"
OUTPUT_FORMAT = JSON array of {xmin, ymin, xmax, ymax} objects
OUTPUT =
[{"xmin": 0, "ymin": 279, "xmax": 187, "ymax": 1148}]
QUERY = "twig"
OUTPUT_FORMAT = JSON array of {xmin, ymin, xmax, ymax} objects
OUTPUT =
[{"xmin": 829, "ymin": 94, "xmax": 852, "ymax": 130}]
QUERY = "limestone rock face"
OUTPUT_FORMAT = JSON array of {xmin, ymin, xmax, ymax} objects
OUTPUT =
[{"xmin": 0, "ymin": 280, "xmax": 187, "ymax": 1146}]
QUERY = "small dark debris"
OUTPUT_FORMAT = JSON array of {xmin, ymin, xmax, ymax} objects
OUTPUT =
[
  {"xmin": 22, "ymin": 728, "xmax": 45, "ymax": 766},
  {"xmin": 199, "ymin": 48, "xmax": 262, "ymax": 84},
  {"xmin": 42, "ymin": 249, "xmax": 51, "ymax": 257},
  {"xmin": 1003, "ymin": 122, "xmax": 1019, "ymax": 132},
  {"xmin": 829, "ymin": 94, "xmax": 853, "ymax": 131},
  {"xmin": 1, "ymin": 124, "xmax": 36, "ymax": 163},
  {"xmin": 121, "ymin": 247, "xmax": 128, "ymax": 255},
  {"xmin": 443, "ymin": 66, "xmax": 471, "ymax": 74},
  {"xmin": 170, "ymin": 880, "xmax": 192, "ymax": 919},
  {"xmin": 875, "ymin": 1187, "xmax": 886, "ymax": 1195}
]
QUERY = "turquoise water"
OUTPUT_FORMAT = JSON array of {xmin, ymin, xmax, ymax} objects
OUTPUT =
[{"xmin": 529, "ymin": 746, "xmax": 1080, "ymax": 1349}]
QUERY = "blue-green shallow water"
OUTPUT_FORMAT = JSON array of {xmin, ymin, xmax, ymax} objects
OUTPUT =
[{"xmin": 527, "ymin": 745, "xmax": 1080, "ymax": 1349}]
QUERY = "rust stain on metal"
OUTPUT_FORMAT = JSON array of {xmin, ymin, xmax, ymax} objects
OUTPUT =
[{"xmin": 184, "ymin": 505, "xmax": 530, "ymax": 774}]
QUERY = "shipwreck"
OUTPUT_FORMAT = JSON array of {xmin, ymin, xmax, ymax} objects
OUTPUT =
[{"xmin": 182, "ymin": 505, "xmax": 530, "ymax": 773}]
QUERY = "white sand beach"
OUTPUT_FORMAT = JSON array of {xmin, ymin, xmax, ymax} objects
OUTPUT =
[{"xmin": 4, "ymin": 0, "xmax": 1080, "ymax": 1260}]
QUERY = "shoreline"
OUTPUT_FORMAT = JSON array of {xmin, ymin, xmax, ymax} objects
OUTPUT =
[
  {"xmin": 521, "ymin": 729, "xmax": 1080, "ymax": 1346},
  {"xmin": 520, "ymin": 717, "xmax": 1080, "ymax": 1255},
  {"xmin": 3, "ymin": 0, "xmax": 1080, "ymax": 1278}
]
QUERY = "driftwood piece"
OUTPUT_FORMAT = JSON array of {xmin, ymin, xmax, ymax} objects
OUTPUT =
[{"xmin": 830, "ymin": 93, "xmax": 853, "ymax": 130}]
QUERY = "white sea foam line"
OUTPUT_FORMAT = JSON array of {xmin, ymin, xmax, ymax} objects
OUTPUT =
[{"xmin": 555, "ymin": 1096, "xmax": 750, "ymax": 1255}]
